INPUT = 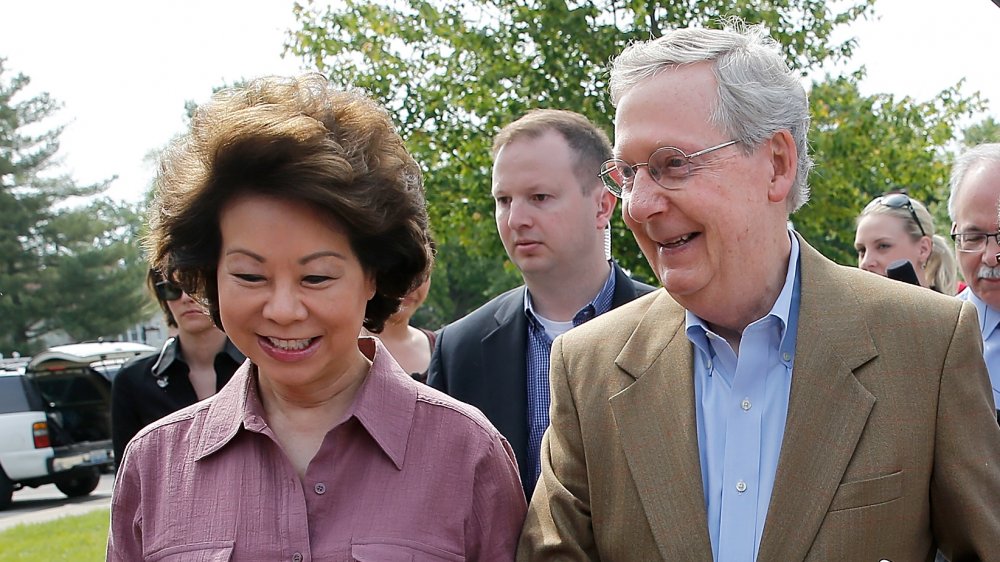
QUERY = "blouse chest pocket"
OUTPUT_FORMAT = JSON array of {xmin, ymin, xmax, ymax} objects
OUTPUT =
[
  {"xmin": 351, "ymin": 538, "xmax": 464, "ymax": 562},
  {"xmin": 147, "ymin": 540, "xmax": 235, "ymax": 562}
]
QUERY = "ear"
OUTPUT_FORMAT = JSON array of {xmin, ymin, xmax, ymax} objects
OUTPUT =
[
  {"xmin": 594, "ymin": 187, "xmax": 617, "ymax": 229},
  {"xmin": 918, "ymin": 234, "xmax": 933, "ymax": 264},
  {"xmin": 366, "ymin": 271, "xmax": 377, "ymax": 301},
  {"xmin": 766, "ymin": 129, "xmax": 797, "ymax": 204}
]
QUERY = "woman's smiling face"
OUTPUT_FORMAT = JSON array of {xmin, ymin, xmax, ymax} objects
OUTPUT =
[{"xmin": 216, "ymin": 194, "xmax": 375, "ymax": 389}]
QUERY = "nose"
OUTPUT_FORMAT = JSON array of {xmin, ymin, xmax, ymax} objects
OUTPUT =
[
  {"xmin": 505, "ymin": 200, "xmax": 532, "ymax": 230},
  {"xmin": 859, "ymin": 252, "xmax": 879, "ymax": 273},
  {"xmin": 624, "ymin": 169, "xmax": 666, "ymax": 225},
  {"xmin": 985, "ymin": 236, "xmax": 1000, "ymax": 266},
  {"xmin": 262, "ymin": 282, "xmax": 307, "ymax": 325}
]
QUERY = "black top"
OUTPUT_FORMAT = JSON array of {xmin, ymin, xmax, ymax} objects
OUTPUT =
[{"xmin": 111, "ymin": 337, "xmax": 245, "ymax": 466}]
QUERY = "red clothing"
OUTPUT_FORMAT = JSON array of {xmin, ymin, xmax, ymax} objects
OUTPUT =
[{"xmin": 108, "ymin": 337, "xmax": 526, "ymax": 561}]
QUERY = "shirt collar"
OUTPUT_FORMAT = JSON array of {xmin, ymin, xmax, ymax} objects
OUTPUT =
[
  {"xmin": 150, "ymin": 337, "xmax": 244, "ymax": 378},
  {"xmin": 342, "ymin": 337, "xmax": 416, "ymax": 470},
  {"xmin": 193, "ymin": 337, "xmax": 415, "ymax": 470},
  {"xmin": 685, "ymin": 230, "xmax": 801, "ymax": 357},
  {"xmin": 523, "ymin": 260, "xmax": 617, "ymax": 327},
  {"xmin": 958, "ymin": 286, "xmax": 1000, "ymax": 337}
]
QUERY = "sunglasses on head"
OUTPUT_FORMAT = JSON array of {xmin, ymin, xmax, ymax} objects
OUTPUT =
[
  {"xmin": 868, "ymin": 192, "xmax": 926, "ymax": 238},
  {"xmin": 154, "ymin": 279, "xmax": 183, "ymax": 302}
]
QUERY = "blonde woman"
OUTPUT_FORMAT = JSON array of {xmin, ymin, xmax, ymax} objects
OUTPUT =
[{"xmin": 855, "ymin": 192, "xmax": 958, "ymax": 294}]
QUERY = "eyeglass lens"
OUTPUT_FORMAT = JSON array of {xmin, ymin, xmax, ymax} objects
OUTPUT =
[
  {"xmin": 954, "ymin": 232, "xmax": 1000, "ymax": 252},
  {"xmin": 156, "ymin": 281, "xmax": 183, "ymax": 301},
  {"xmin": 601, "ymin": 148, "xmax": 693, "ymax": 196}
]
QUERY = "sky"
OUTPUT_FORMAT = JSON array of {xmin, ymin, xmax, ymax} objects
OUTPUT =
[{"xmin": 1, "ymin": 0, "xmax": 998, "ymax": 204}]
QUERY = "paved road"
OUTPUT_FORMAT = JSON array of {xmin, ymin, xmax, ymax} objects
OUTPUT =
[{"xmin": 0, "ymin": 473, "xmax": 114, "ymax": 532}]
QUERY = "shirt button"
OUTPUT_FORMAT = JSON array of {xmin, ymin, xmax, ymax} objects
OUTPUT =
[
  {"xmin": 741, "ymin": 398, "xmax": 751, "ymax": 411},
  {"xmin": 783, "ymin": 351, "xmax": 792, "ymax": 362},
  {"xmin": 292, "ymin": 553, "xmax": 303, "ymax": 562},
  {"xmin": 736, "ymin": 480, "xmax": 748, "ymax": 493},
  {"xmin": 706, "ymin": 359, "xmax": 713, "ymax": 371},
  {"xmin": 314, "ymin": 483, "xmax": 326, "ymax": 495}
]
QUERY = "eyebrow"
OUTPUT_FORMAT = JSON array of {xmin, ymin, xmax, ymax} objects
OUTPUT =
[
  {"xmin": 854, "ymin": 236, "xmax": 890, "ymax": 246},
  {"xmin": 224, "ymin": 249, "xmax": 348, "ymax": 264}
]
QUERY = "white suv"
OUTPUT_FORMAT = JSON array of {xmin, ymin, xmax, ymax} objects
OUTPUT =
[{"xmin": 0, "ymin": 342, "xmax": 155, "ymax": 509}]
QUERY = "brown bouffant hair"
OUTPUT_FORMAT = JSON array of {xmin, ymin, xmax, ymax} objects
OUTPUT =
[
  {"xmin": 491, "ymin": 109, "xmax": 612, "ymax": 194},
  {"xmin": 145, "ymin": 74, "xmax": 432, "ymax": 333}
]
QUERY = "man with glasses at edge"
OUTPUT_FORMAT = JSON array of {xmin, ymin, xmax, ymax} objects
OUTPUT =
[
  {"xmin": 111, "ymin": 269, "xmax": 244, "ymax": 467},
  {"xmin": 518, "ymin": 21, "xmax": 1000, "ymax": 562},
  {"xmin": 950, "ymin": 142, "xmax": 1000, "ymax": 425}
]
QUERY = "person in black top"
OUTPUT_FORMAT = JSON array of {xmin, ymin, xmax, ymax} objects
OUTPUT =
[{"xmin": 111, "ymin": 269, "xmax": 244, "ymax": 466}]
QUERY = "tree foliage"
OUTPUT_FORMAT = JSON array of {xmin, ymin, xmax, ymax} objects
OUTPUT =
[
  {"xmin": 963, "ymin": 116, "xmax": 1000, "ymax": 147},
  {"xmin": 286, "ymin": 0, "xmax": 897, "ymax": 324},
  {"xmin": 0, "ymin": 59, "xmax": 148, "ymax": 355},
  {"xmin": 800, "ymin": 72, "xmax": 983, "ymax": 266}
]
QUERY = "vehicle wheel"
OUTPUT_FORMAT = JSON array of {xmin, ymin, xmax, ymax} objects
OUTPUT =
[
  {"xmin": 55, "ymin": 467, "xmax": 101, "ymax": 498},
  {"xmin": 0, "ymin": 471, "xmax": 12, "ymax": 510}
]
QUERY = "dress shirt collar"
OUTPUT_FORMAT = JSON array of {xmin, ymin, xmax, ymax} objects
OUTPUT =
[
  {"xmin": 150, "ymin": 336, "xmax": 245, "ymax": 378},
  {"xmin": 192, "ymin": 337, "xmax": 416, "ymax": 470},
  {"xmin": 685, "ymin": 229, "xmax": 801, "ymax": 362},
  {"xmin": 957, "ymin": 286, "xmax": 1000, "ymax": 338},
  {"xmin": 523, "ymin": 260, "xmax": 617, "ymax": 330}
]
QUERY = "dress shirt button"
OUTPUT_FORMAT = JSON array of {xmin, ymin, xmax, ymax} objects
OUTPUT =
[
  {"xmin": 706, "ymin": 359, "xmax": 713, "ymax": 371},
  {"xmin": 736, "ymin": 480, "xmax": 748, "ymax": 493},
  {"xmin": 783, "ymin": 351, "xmax": 792, "ymax": 362},
  {"xmin": 292, "ymin": 553, "xmax": 303, "ymax": 562},
  {"xmin": 314, "ymin": 483, "xmax": 326, "ymax": 495},
  {"xmin": 741, "ymin": 398, "xmax": 751, "ymax": 411}
]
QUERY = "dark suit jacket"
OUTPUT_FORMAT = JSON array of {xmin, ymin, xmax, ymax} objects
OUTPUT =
[
  {"xmin": 427, "ymin": 262, "xmax": 654, "ymax": 498},
  {"xmin": 518, "ymin": 237, "xmax": 1000, "ymax": 561}
]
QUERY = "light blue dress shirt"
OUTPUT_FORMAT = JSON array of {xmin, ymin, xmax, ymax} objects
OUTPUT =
[
  {"xmin": 686, "ymin": 232, "xmax": 801, "ymax": 562},
  {"xmin": 956, "ymin": 286, "xmax": 1000, "ymax": 408}
]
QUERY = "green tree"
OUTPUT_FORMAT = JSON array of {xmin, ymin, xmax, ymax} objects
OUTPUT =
[
  {"xmin": 288, "ymin": 0, "xmax": 875, "ymax": 323},
  {"xmin": 963, "ymin": 115, "xmax": 1000, "ymax": 147},
  {"xmin": 800, "ymin": 72, "xmax": 983, "ymax": 266},
  {"xmin": 0, "ymin": 59, "xmax": 148, "ymax": 355}
]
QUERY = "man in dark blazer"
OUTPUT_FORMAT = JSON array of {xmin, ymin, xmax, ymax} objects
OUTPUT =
[{"xmin": 427, "ymin": 109, "xmax": 653, "ymax": 498}]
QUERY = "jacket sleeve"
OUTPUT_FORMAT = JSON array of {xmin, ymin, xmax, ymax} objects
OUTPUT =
[
  {"xmin": 517, "ymin": 336, "xmax": 599, "ymax": 561},
  {"xmin": 426, "ymin": 327, "xmax": 448, "ymax": 392},
  {"xmin": 931, "ymin": 300, "xmax": 1000, "ymax": 557}
]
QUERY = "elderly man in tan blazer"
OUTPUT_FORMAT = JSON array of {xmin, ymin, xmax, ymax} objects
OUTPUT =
[{"xmin": 518, "ymin": 21, "xmax": 1000, "ymax": 562}]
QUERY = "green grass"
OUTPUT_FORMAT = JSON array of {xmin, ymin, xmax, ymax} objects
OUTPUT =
[{"xmin": 0, "ymin": 509, "xmax": 109, "ymax": 561}]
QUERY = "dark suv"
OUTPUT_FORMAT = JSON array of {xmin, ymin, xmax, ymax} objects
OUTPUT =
[{"xmin": 0, "ymin": 342, "xmax": 155, "ymax": 509}]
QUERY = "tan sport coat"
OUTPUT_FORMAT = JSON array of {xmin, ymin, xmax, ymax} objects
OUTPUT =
[{"xmin": 518, "ymin": 238, "xmax": 1000, "ymax": 561}]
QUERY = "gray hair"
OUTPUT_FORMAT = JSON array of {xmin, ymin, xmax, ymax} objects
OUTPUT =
[
  {"xmin": 948, "ymin": 143, "xmax": 1000, "ymax": 221},
  {"xmin": 609, "ymin": 20, "xmax": 813, "ymax": 212}
]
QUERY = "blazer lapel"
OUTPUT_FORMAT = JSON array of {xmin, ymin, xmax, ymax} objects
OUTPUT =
[
  {"xmin": 610, "ymin": 291, "xmax": 714, "ymax": 560},
  {"xmin": 480, "ymin": 289, "xmax": 532, "ymax": 491},
  {"xmin": 757, "ymin": 239, "xmax": 878, "ymax": 561}
]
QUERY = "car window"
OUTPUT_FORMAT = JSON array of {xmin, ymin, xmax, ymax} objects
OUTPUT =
[
  {"xmin": 33, "ymin": 368, "xmax": 109, "ymax": 407},
  {"xmin": 0, "ymin": 377, "xmax": 32, "ymax": 414}
]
